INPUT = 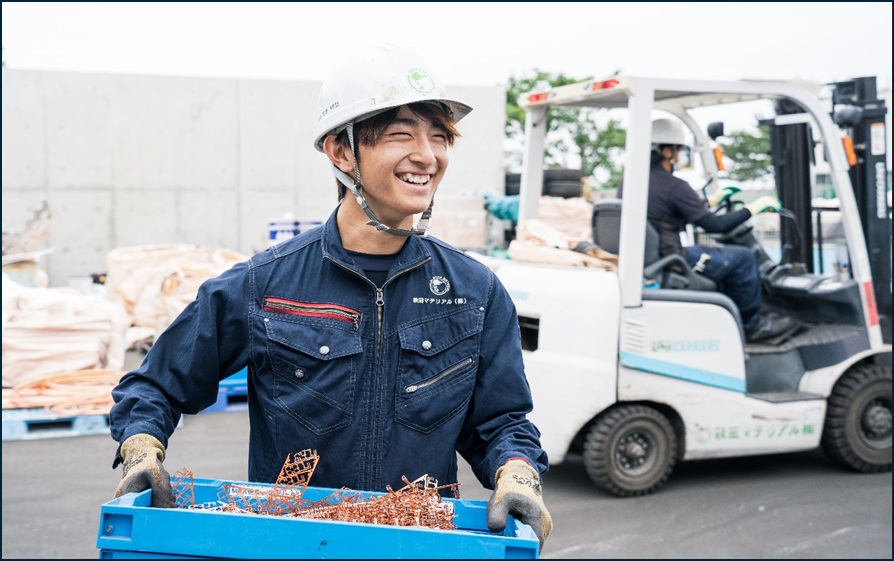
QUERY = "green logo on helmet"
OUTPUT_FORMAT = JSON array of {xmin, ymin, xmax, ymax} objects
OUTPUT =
[{"xmin": 407, "ymin": 68, "xmax": 435, "ymax": 94}]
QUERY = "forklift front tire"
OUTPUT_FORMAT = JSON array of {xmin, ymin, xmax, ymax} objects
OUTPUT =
[
  {"xmin": 582, "ymin": 405, "xmax": 678, "ymax": 497},
  {"xmin": 821, "ymin": 364, "xmax": 892, "ymax": 473}
]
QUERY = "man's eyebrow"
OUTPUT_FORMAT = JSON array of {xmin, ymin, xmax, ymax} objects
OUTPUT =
[
  {"xmin": 390, "ymin": 116, "xmax": 422, "ymax": 127},
  {"xmin": 389, "ymin": 116, "xmax": 446, "ymax": 131}
]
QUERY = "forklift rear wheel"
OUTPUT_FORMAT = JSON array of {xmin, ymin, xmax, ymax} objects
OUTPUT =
[
  {"xmin": 822, "ymin": 364, "xmax": 892, "ymax": 472},
  {"xmin": 582, "ymin": 405, "xmax": 678, "ymax": 497}
]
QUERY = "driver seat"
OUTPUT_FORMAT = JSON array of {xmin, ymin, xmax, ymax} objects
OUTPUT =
[{"xmin": 591, "ymin": 199, "xmax": 717, "ymax": 291}]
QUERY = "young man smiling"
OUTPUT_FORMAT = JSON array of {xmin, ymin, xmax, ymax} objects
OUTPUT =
[{"xmin": 110, "ymin": 44, "xmax": 552, "ymax": 550}]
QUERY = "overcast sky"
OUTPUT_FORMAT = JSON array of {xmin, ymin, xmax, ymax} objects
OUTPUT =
[{"xmin": 2, "ymin": 2, "xmax": 891, "ymax": 90}]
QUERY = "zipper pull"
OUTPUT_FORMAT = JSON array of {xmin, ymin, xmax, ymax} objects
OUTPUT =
[{"xmin": 376, "ymin": 288, "xmax": 384, "ymax": 308}]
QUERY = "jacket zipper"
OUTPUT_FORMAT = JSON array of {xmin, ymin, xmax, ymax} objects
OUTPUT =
[
  {"xmin": 373, "ymin": 258, "xmax": 431, "ymax": 352},
  {"xmin": 263, "ymin": 298, "xmax": 360, "ymax": 330},
  {"xmin": 405, "ymin": 357, "xmax": 474, "ymax": 394},
  {"xmin": 324, "ymin": 256, "xmax": 432, "ymax": 351},
  {"xmin": 325, "ymin": 254, "xmax": 431, "ymax": 488}
]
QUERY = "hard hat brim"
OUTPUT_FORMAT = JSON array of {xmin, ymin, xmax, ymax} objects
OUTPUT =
[{"xmin": 314, "ymin": 98, "xmax": 472, "ymax": 152}]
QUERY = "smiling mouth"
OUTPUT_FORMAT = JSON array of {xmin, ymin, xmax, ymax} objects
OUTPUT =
[{"xmin": 397, "ymin": 172, "xmax": 432, "ymax": 185}]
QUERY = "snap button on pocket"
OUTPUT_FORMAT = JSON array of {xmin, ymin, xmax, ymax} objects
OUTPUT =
[
  {"xmin": 320, "ymin": 346, "xmax": 330, "ymax": 355},
  {"xmin": 294, "ymin": 368, "xmax": 306, "ymax": 380},
  {"xmin": 422, "ymin": 340, "xmax": 432, "ymax": 351}
]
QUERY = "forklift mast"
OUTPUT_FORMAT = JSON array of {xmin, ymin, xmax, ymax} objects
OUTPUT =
[
  {"xmin": 764, "ymin": 76, "xmax": 890, "ymax": 344},
  {"xmin": 830, "ymin": 77, "xmax": 891, "ymax": 344},
  {"xmin": 764, "ymin": 99, "xmax": 815, "ymax": 270}
]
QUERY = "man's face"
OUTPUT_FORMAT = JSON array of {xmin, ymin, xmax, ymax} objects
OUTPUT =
[
  {"xmin": 673, "ymin": 146, "xmax": 690, "ymax": 170},
  {"xmin": 356, "ymin": 106, "xmax": 449, "ymax": 225},
  {"xmin": 660, "ymin": 145, "xmax": 687, "ymax": 170}
]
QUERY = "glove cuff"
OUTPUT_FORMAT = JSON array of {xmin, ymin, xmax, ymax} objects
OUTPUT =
[
  {"xmin": 496, "ymin": 457, "xmax": 536, "ymax": 477},
  {"xmin": 495, "ymin": 459, "xmax": 542, "ymax": 496},
  {"xmin": 121, "ymin": 433, "xmax": 166, "ymax": 463}
]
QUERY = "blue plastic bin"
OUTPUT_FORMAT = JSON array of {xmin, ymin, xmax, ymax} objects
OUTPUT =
[
  {"xmin": 203, "ymin": 368, "xmax": 249, "ymax": 413},
  {"xmin": 97, "ymin": 478, "xmax": 539, "ymax": 559},
  {"xmin": 220, "ymin": 367, "xmax": 247, "ymax": 389}
]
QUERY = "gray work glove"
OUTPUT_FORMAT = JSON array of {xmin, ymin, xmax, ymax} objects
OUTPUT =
[
  {"xmin": 487, "ymin": 459, "xmax": 553, "ymax": 552},
  {"xmin": 114, "ymin": 433, "xmax": 174, "ymax": 508}
]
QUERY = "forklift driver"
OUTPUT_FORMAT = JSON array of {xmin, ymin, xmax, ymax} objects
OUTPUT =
[{"xmin": 620, "ymin": 118, "xmax": 800, "ymax": 343}]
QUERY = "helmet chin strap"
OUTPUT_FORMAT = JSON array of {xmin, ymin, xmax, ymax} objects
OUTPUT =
[{"xmin": 335, "ymin": 121, "xmax": 433, "ymax": 237}]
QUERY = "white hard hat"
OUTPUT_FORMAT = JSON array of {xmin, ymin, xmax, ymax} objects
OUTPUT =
[
  {"xmin": 651, "ymin": 118, "xmax": 688, "ymax": 147},
  {"xmin": 313, "ymin": 44, "xmax": 473, "ymax": 151}
]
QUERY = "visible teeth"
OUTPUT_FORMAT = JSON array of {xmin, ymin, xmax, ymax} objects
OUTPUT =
[{"xmin": 398, "ymin": 173, "xmax": 430, "ymax": 184}]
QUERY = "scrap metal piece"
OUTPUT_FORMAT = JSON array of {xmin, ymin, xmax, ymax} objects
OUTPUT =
[
  {"xmin": 172, "ymin": 448, "xmax": 461, "ymax": 530},
  {"xmin": 171, "ymin": 468, "xmax": 195, "ymax": 508}
]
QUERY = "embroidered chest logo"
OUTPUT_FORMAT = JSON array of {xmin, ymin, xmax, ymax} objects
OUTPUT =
[
  {"xmin": 429, "ymin": 276, "xmax": 450, "ymax": 296},
  {"xmin": 413, "ymin": 275, "xmax": 465, "ymax": 305}
]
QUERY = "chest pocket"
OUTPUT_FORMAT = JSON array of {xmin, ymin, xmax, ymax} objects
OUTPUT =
[
  {"xmin": 395, "ymin": 306, "xmax": 483, "ymax": 434},
  {"xmin": 265, "ymin": 316, "xmax": 362, "ymax": 435}
]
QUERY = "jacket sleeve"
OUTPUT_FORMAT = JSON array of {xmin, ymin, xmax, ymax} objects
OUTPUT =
[
  {"xmin": 109, "ymin": 260, "xmax": 252, "ymax": 452},
  {"xmin": 671, "ymin": 179, "xmax": 713, "ymax": 224},
  {"xmin": 454, "ymin": 271, "xmax": 549, "ymax": 488},
  {"xmin": 694, "ymin": 208, "xmax": 752, "ymax": 234}
]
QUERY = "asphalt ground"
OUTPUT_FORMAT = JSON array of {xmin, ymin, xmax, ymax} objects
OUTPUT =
[
  {"xmin": 4, "ymin": 406, "xmax": 892, "ymax": 559},
  {"xmin": 2, "ymin": 353, "xmax": 891, "ymax": 559}
]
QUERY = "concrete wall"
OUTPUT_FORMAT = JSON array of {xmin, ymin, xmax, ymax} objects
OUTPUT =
[{"xmin": 1, "ymin": 69, "xmax": 505, "ymax": 286}]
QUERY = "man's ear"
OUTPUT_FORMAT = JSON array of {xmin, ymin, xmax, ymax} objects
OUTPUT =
[{"xmin": 322, "ymin": 135, "xmax": 355, "ymax": 175}]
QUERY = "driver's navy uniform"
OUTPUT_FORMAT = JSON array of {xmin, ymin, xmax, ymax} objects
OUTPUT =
[
  {"xmin": 110, "ymin": 208, "xmax": 547, "ymax": 492},
  {"xmin": 623, "ymin": 161, "xmax": 761, "ymax": 327}
]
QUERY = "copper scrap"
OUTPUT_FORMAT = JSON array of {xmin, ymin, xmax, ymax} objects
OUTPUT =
[
  {"xmin": 171, "ymin": 449, "xmax": 461, "ymax": 531},
  {"xmin": 171, "ymin": 468, "xmax": 195, "ymax": 509},
  {"xmin": 275, "ymin": 448, "xmax": 319, "ymax": 487}
]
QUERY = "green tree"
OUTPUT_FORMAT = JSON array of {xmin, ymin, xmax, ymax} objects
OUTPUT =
[
  {"xmin": 505, "ymin": 71, "xmax": 585, "ymax": 168},
  {"xmin": 573, "ymin": 115, "xmax": 626, "ymax": 189},
  {"xmin": 504, "ymin": 70, "xmax": 626, "ymax": 189},
  {"xmin": 719, "ymin": 125, "xmax": 773, "ymax": 182}
]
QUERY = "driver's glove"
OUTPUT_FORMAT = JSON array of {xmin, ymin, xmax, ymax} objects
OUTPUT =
[
  {"xmin": 707, "ymin": 185, "xmax": 741, "ymax": 208},
  {"xmin": 745, "ymin": 196, "xmax": 782, "ymax": 215},
  {"xmin": 487, "ymin": 458, "xmax": 552, "ymax": 552},
  {"xmin": 114, "ymin": 434, "xmax": 175, "ymax": 508}
]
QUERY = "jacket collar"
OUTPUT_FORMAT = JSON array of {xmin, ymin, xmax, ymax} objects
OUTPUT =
[{"xmin": 320, "ymin": 205, "xmax": 432, "ymax": 277}]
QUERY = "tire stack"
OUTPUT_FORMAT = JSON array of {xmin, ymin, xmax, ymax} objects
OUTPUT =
[
  {"xmin": 505, "ymin": 172, "xmax": 522, "ymax": 196},
  {"xmin": 504, "ymin": 168, "xmax": 583, "ymax": 198}
]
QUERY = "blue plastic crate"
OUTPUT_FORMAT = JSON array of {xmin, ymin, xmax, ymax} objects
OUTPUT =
[{"xmin": 97, "ymin": 478, "xmax": 539, "ymax": 559}]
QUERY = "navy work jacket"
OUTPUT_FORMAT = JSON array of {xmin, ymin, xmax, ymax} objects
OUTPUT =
[{"xmin": 110, "ymin": 208, "xmax": 548, "ymax": 492}]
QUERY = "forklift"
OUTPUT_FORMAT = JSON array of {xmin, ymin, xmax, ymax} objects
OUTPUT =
[{"xmin": 495, "ymin": 74, "xmax": 891, "ymax": 496}]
